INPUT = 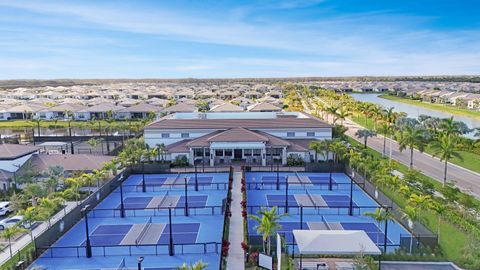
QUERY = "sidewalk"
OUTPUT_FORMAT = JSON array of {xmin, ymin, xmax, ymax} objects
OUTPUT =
[
  {"xmin": 226, "ymin": 171, "xmax": 245, "ymax": 270},
  {"xmin": 0, "ymin": 201, "xmax": 77, "ymax": 265}
]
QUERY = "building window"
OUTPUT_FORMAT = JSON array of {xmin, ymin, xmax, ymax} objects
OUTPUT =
[
  {"xmin": 307, "ymin": 132, "xmax": 315, "ymax": 137},
  {"xmin": 267, "ymin": 148, "xmax": 282, "ymax": 156},
  {"xmin": 181, "ymin": 133, "xmax": 189, "ymax": 138},
  {"xmin": 215, "ymin": 149, "xmax": 223, "ymax": 156},
  {"xmin": 224, "ymin": 149, "xmax": 232, "ymax": 157},
  {"xmin": 287, "ymin": 132, "xmax": 295, "ymax": 137},
  {"xmin": 244, "ymin": 149, "xmax": 252, "ymax": 156},
  {"xmin": 253, "ymin": 149, "xmax": 261, "ymax": 156},
  {"xmin": 194, "ymin": 148, "xmax": 203, "ymax": 157},
  {"xmin": 161, "ymin": 133, "xmax": 170, "ymax": 138}
]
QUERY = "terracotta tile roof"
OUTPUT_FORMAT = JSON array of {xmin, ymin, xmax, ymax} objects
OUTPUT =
[
  {"xmin": 207, "ymin": 127, "xmax": 268, "ymax": 143},
  {"xmin": 0, "ymin": 144, "xmax": 40, "ymax": 160},
  {"xmin": 165, "ymin": 139, "xmax": 190, "ymax": 153},
  {"xmin": 285, "ymin": 139, "xmax": 313, "ymax": 152},
  {"xmin": 118, "ymin": 103, "xmax": 162, "ymax": 113}
]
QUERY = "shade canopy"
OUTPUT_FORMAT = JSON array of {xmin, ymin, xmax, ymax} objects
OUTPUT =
[{"xmin": 293, "ymin": 230, "xmax": 382, "ymax": 255}]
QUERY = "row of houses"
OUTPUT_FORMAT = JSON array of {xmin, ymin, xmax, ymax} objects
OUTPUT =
[
  {"xmin": 393, "ymin": 89, "xmax": 480, "ymax": 111},
  {"xmin": 0, "ymin": 101, "xmax": 282, "ymax": 121}
]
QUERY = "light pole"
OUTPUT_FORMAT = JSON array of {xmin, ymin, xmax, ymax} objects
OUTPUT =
[
  {"xmin": 141, "ymin": 161, "xmax": 146, "ymax": 192},
  {"xmin": 81, "ymin": 204, "xmax": 92, "ymax": 258},
  {"xmin": 168, "ymin": 207, "xmax": 174, "ymax": 256},
  {"xmin": 184, "ymin": 177, "xmax": 189, "ymax": 216},
  {"xmin": 137, "ymin": 256, "xmax": 144, "ymax": 270},
  {"xmin": 349, "ymin": 178, "xmax": 354, "ymax": 216},
  {"xmin": 119, "ymin": 176, "xmax": 125, "ymax": 218},
  {"xmin": 285, "ymin": 176, "xmax": 289, "ymax": 214},
  {"xmin": 194, "ymin": 164, "xmax": 199, "ymax": 191},
  {"xmin": 68, "ymin": 120, "xmax": 74, "ymax": 154},
  {"xmin": 276, "ymin": 163, "xmax": 280, "ymax": 191}
]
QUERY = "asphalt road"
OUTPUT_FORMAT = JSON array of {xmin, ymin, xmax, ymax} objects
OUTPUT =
[
  {"xmin": 304, "ymin": 98, "xmax": 480, "ymax": 199},
  {"xmin": 344, "ymin": 118, "xmax": 480, "ymax": 198}
]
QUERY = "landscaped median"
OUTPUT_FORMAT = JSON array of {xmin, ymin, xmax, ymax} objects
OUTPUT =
[{"xmin": 346, "ymin": 137, "xmax": 480, "ymax": 268}]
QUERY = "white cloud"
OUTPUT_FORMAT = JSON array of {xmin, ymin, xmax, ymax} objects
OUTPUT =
[{"xmin": 0, "ymin": 0, "xmax": 479, "ymax": 78}]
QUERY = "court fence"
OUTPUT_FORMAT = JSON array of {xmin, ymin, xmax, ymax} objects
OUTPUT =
[
  {"xmin": 36, "ymin": 242, "xmax": 221, "ymax": 258},
  {"xmin": 345, "ymin": 167, "xmax": 438, "ymax": 250},
  {"xmin": 220, "ymin": 166, "xmax": 234, "ymax": 270},
  {"xmin": 89, "ymin": 205, "xmax": 225, "ymax": 218}
]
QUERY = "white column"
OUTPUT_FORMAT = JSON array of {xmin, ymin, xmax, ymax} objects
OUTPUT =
[
  {"xmin": 210, "ymin": 147, "xmax": 215, "ymax": 166},
  {"xmin": 189, "ymin": 148, "xmax": 194, "ymax": 165},
  {"xmin": 261, "ymin": 147, "xmax": 266, "ymax": 166},
  {"xmin": 282, "ymin": 147, "xmax": 287, "ymax": 165}
]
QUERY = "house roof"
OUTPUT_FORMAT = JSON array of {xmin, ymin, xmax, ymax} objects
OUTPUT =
[
  {"xmin": 80, "ymin": 103, "xmax": 125, "ymax": 113},
  {"xmin": 209, "ymin": 103, "xmax": 244, "ymax": 112},
  {"xmin": 247, "ymin": 102, "xmax": 282, "ymax": 112},
  {"xmin": 118, "ymin": 103, "xmax": 162, "ymax": 113},
  {"xmin": 0, "ymin": 144, "xmax": 40, "ymax": 160},
  {"xmin": 162, "ymin": 103, "xmax": 198, "ymax": 114},
  {"xmin": 207, "ymin": 127, "xmax": 269, "ymax": 143},
  {"xmin": 6, "ymin": 104, "xmax": 47, "ymax": 113},
  {"xmin": 38, "ymin": 103, "xmax": 86, "ymax": 113},
  {"xmin": 29, "ymin": 154, "xmax": 114, "ymax": 172},
  {"xmin": 147, "ymin": 115, "xmax": 330, "ymax": 130}
]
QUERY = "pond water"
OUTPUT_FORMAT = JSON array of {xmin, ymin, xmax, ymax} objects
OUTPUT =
[{"xmin": 350, "ymin": 93, "xmax": 480, "ymax": 138}]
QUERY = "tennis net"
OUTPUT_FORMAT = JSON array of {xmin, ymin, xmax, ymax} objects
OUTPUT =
[
  {"xmin": 116, "ymin": 258, "xmax": 126, "ymax": 270},
  {"xmin": 306, "ymin": 189, "xmax": 316, "ymax": 207},
  {"xmin": 321, "ymin": 216, "xmax": 331, "ymax": 230},
  {"xmin": 135, "ymin": 216, "xmax": 153, "ymax": 245},
  {"xmin": 158, "ymin": 191, "xmax": 169, "ymax": 208}
]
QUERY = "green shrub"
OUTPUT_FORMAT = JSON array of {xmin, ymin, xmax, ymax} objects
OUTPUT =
[{"xmin": 172, "ymin": 155, "xmax": 188, "ymax": 167}]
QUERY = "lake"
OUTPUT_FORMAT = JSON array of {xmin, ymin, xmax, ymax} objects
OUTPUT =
[{"xmin": 350, "ymin": 93, "xmax": 480, "ymax": 138}]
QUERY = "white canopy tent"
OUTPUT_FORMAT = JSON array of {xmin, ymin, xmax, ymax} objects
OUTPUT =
[{"xmin": 293, "ymin": 230, "xmax": 382, "ymax": 255}]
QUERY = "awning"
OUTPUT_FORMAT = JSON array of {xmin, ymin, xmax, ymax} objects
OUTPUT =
[{"xmin": 293, "ymin": 230, "xmax": 382, "ymax": 255}]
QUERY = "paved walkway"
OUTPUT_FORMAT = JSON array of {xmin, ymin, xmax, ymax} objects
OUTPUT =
[
  {"xmin": 0, "ymin": 201, "xmax": 77, "ymax": 265},
  {"xmin": 226, "ymin": 171, "xmax": 245, "ymax": 270}
]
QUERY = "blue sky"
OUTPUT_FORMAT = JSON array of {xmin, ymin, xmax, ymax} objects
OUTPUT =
[{"xmin": 0, "ymin": 0, "xmax": 479, "ymax": 79}]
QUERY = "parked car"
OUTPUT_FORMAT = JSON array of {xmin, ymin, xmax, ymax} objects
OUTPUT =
[
  {"xmin": 0, "ymin": 215, "xmax": 31, "ymax": 230},
  {"xmin": 0, "ymin": 201, "xmax": 12, "ymax": 216}
]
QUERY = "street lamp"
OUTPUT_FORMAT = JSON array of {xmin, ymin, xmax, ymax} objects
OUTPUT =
[
  {"xmin": 137, "ymin": 256, "xmax": 144, "ymax": 270},
  {"xmin": 118, "ymin": 176, "xmax": 125, "ymax": 218},
  {"xmin": 168, "ymin": 207, "xmax": 174, "ymax": 256},
  {"xmin": 81, "ymin": 204, "xmax": 92, "ymax": 258}
]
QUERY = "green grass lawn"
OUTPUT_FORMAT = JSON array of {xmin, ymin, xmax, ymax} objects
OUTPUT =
[
  {"xmin": 379, "ymin": 94, "xmax": 480, "ymax": 120},
  {"xmin": 346, "ymin": 137, "xmax": 471, "ymax": 263},
  {"xmin": 350, "ymin": 114, "xmax": 480, "ymax": 173}
]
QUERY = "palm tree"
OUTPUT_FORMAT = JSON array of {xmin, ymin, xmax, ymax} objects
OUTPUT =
[
  {"xmin": 407, "ymin": 194, "xmax": 431, "ymax": 210},
  {"xmin": 248, "ymin": 207, "xmax": 286, "ymax": 255},
  {"xmin": 177, "ymin": 261, "xmax": 208, "ymax": 270},
  {"xmin": 363, "ymin": 208, "xmax": 393, "ymax": 248},
  {"xmin": 398, "ymin": 125, "xmax": 428, "ymax": 169},
  {"xmin": 429, "ymin": 201, "xmax": 447, "ymax": 243},
  {"xmin": 377, "ymin": 123, "xmax": 390, "ymax": 156},
  {"xmin": 336, "ymin": 110, "xmax": 351, "ymax": 126},
  {"xmin": 355, "ymin": 129, "xmax": 376, "ymax": 148},
  {"xmin": 329, "ymin": 140, "xmax": 347, "ymax": 171},
  {"xmin": 430, "ymin": 134, "xmax": 462, "ymax": 186},
  {"xmin": 402, "ymin": 205, "xmax": 419, "ymax": 253},
  {"xmin": 326, "ymin": 106, "xmax": 339, "ymax": 124},
  {"xmin": 439, "ymin": 117, "xmax": 462, "ymax": 138},
  {"xmin": 156, "ymin": 143, "xmax": 166, "ymax": 161},
  {"xmin": 0, "ymin": 225, "xmax": 28, "ymax": 256},
  {"xmin": 309, "ymin": 141, "xmax": 323, "ymax": 163}
]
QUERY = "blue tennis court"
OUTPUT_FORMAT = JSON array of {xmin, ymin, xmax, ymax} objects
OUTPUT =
[
  {"xmin": 121, "ymin": 196, "xmax": 153, "ymax": 209},
  {"xmin": 158, "ymin": 223, "xmax": 200, "ymax": 244},
  {"xmin": 187, "ymin": 176, "xmax": 213, "ymax": 185},
  {"xmin": 144, "ymin": 177, "xmax": 168, "ymax": 185},
  {"xmin": 322, "ymin": 195, "xmax": 358, "ymax": 208},
  {"xmin": 266, "ymin": 194, "xmax": 297, "ymax": 207},
  {"xmin": 261, "ymin": 176, "xmax": 287, "ymax": 183},
  {"xmin": 87, "ymin": 224, "xmax": 131, "ymax": 246},
  {"xmin": 341, "ymin": 222, "xmax": 392, "ymax": 244},
  {"xmin": 177, "ymin": 195, "xmax": 208, "ymax": 208},
  {"xmin": 308, "ymin": 176, "xmax": 335, "ymax": 184}
]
